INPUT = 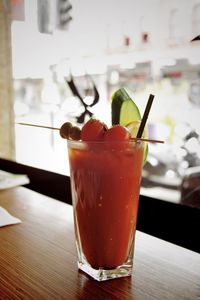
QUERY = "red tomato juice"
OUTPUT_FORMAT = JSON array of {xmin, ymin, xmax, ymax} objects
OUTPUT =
[{"xmin": 68, "ymin": 141, "xmax": 144, "ymax": 269}]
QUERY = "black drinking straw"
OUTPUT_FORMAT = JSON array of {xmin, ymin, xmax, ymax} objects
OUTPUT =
[{"xmin": 136, "ymin": 94, "xmax": 154, "ymax": 138}]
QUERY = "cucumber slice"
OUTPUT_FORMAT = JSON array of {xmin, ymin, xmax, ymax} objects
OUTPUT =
[
  {"xmin": 111, "ymin": 88, "xmax": 141, "ymax": 126},
  {"xmin": 120, "ymin": 99, "xmax": 141, "ymax": 126},
  {"xmin": 111, "ymin": 88, "xmax": 148, "ymax": 164}
]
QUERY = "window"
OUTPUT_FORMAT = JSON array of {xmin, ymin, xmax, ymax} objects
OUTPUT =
[{"xmin": 192, "ymin": 3, "xmax": 200, "ymax": 36}]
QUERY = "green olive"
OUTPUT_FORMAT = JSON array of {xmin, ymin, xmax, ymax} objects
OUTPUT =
[
  {"xmin": 59, "ymin": 122, "xmax": 72, "ymax": 139},
  {"xmin": 70, "ymin": 126, "xmax": 81, "ymax": 140}
]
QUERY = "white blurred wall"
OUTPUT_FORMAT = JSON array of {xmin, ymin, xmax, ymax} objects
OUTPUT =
[{"xmin": 11, "ymin": 0, "xmax": 200, "ymax": 78}]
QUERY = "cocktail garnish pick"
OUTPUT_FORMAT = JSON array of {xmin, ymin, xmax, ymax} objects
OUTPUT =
[
  {"xmin": 136, "ymin": 94, "xmax": 154, "ymax": 138},
  {"xmin": 131, "ymin": 137, "xmax": 163, "ymax": 144},
  {"xmin": 16, "ymin": 122, "xmax": 60, "ymax": 130},
  {"xmin": 16, "ymin": 121, "xmax": 164, "ymax": 143}
]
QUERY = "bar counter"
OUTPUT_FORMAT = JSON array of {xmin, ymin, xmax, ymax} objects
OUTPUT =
[{"xmin": 0, "ymin": 187, "xmax": 199, "ymax": 299}]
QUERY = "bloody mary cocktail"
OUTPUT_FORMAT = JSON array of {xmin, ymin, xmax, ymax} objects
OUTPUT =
[{"xmin": 67, "ymin": 139, "xmax": 144, "ymax": 281}]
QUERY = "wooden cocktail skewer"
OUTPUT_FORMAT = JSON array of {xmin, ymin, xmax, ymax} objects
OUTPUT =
[
  {"xmin": 16, "ymin": 122, "xmax": 164, "ymax": 144},
  {"xmin": 131, "ymin": 137, "xmax": 164, "ymax": 144},
  {"xmin": 16, "ymin": 122, "xmax": 60, "ymax": 130}
]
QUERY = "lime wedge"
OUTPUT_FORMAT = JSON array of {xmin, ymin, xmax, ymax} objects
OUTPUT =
[
  {"xmin": 111, "ymin": 88, "xmax": 148, "ymax": 163},
  {"xmin": 126, "ymin": 120, "xmax": 147, "ymax": 138},
  {"xmin": 126, "ymin": 121, "xmax": 149, "ymax": 163}
]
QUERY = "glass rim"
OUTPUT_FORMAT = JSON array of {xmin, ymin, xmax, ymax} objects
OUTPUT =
[{"xmin": 67, "ymin": 139, "xmax": 145, "ymax": 146}]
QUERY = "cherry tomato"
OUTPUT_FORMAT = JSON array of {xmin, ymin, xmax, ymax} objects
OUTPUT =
[
  {"xmin": 81, "ymin": 119, "xmax": 107, "ymax": 141},
  {"xmin": 103, "ymin": 125, "xmax": 131, "ymax": 141}
]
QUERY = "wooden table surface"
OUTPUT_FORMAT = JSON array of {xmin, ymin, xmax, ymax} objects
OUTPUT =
[{"xmin": 0, "ymin": 187, "xmax": 199, "ymax": 300}]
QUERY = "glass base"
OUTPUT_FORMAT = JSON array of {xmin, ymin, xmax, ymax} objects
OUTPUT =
[{"xmin": 78, "ymin": 261, "xmax": 133, "ymax": 281}]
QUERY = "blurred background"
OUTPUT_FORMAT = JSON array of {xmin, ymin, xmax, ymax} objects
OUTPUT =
[{"xmin": 1, "ymin": 0, "xmax": 200, "ymax": 206}]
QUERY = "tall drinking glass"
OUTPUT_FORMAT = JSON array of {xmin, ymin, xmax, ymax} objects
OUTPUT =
[{"xmin": 67, "ymin": 139, "xmax": 145, "ymax": 281}]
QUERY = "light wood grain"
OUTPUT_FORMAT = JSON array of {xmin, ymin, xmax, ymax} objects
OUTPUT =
[{"xmin": 0, "ymin": 187, "xmax": 199, "ymax": 299}]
